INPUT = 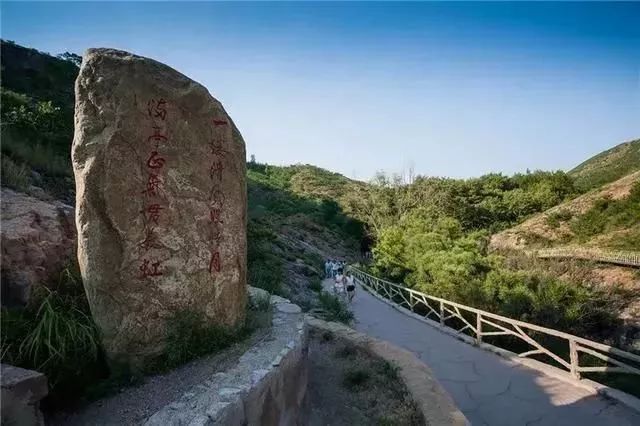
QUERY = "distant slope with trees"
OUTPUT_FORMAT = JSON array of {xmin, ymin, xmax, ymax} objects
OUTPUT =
[
  {"xmin": 491, "ymin": 171, "xmax": 640, "ymax": 252},
  {"xmin": 569, "ymin": 139, "xmax": 640, "ymax": 192}
]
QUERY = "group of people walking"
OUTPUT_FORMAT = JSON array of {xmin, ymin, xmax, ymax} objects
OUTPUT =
[
  {"xmin": 324, "ymin": 259, "xmax": 356, "ymax": 302},
  {"xmin": 324, "ymin": 259, "xmax": 346, "ymax": 278}
]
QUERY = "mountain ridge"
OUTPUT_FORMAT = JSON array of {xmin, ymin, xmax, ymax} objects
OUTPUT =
[{"xmin": 569, "ymin": 138, "xmax": 640, "ymax": 192}]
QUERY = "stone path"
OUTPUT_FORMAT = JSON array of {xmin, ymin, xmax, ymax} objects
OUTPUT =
[{"xmin": 322, "ymin": 279, "xmax": 640, "ymax": 426}]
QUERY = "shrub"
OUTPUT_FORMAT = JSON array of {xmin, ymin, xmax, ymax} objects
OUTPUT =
[
  {"xmin": 570, "ymin": 184, "xmax": 640, "ymax": 243},
  {"xmin": 1, "ymin": 155, "xmax": 31, "ymax": 191},
  {"xmin": 481, "ymin": 268, "xmax": 620, "ymax": 336},
  {"xmin": 246, "ymin": 293, "xmax": 273, "ymax": 332},
  {"xmin": 318, "ymin": 291, "xmax": 354, "ymax": 324},
  {"xmin": 0, "ymin": 263, "xmax": 108, "ymax": 408},
  {"xmin": 248, "ymin": 291, "xmax": 271, "ymax": 312},
  {"xmin": 342, "ymin": 367, "xmax": 370, "ymax": 391},
  {"xmin": 152, "ymin": 295, "xmax": 272, "ymax": 373},
  {"xmin": 377, "ymin": 360, "xmax": 401, "ymax": 380},
  {"xmin": 545, "ymin": 209, "xmax": 572, "ymax": 228},
  {"xmin": 155, "ymin": 310, "xmax": 238, "ymax": 371},
  {"xmin": 308, "ymin": 278, "xmax": 323, "ymax": 293}
]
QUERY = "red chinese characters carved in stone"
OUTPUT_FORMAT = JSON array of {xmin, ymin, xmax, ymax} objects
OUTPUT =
[
  {"xmin": 139, "ymin": 227, "xmax": 161, "ymax": 251},
  {"xmin": 143, "ymin": 173, "xmax": 163, "ymax": 196},
  {"xmin": 141, "ymin": 203, "xmax": 163, "ymax": 225},
  {"xmin": 209, "ymin": 251, "xmax": 221, "ymax": 274},
  {"xmin": 209, "ymin": 161, "xmax": 224, "ymax": 182},
  {"xmin": 210, "ymin": 139, "xmax": 227, "ymax": 158},
  {"xmin": 148, "ymin": 126, "xmax": 168, "ymax": 149},
  {"xmin": 139, "ymin": 258, "xmax": 163, "ymax": 278},
  {"xmin": 212, "ymin": 119, "xmax": 228, "ymax": 126},
  {"xmin": 210, "ymin": 188, "xmax": 225, "ymax": 209},
  {"xmin": 148, "ymin": 99, "xmax": 167, "ymax": 121},
  {"xmin": 209, "ymin": 208, "xmax": 223, "ymax": 224},
  {"xmin": 147, "ymin": 151, "xmax": 166, "ymax": 169}
]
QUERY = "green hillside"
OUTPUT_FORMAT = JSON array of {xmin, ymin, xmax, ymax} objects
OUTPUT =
[
  {"xmin": 1, "ymin": 40, "xmax": 79, "ymax": 201},
  {"xmin": 246, "ymin": 162, "xmax": 363, "ymax": 305},
  {"xmin": 491, "ymin": 171, "xmax": 640, "ymax": 251},
  {"xmin": 570, "ymin": 139, "xmax": 640, "ymax": 192}
]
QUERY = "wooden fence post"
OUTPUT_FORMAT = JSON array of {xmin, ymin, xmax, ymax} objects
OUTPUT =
[
  {"xmin": 569, "ymin": 339, "xmax": 580, "ymax": 379},
  {"xmin": 439, "ymin": 301, "xmax": 445, "ymax": 326},
  {"xmin": 476, "ymin": 313, "xmax": 483, "ymax": 345}
]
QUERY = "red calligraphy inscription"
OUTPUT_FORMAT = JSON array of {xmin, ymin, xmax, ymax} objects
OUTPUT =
[
  {"xmin": 210, "ymin": 140, "xmax": 227, "ymax": 157},
  {"xmin": 209, "ymin": 251, "xmax": 221, "ymax": 274},
  {"xmin": 148, "ymin": 126, "xmax": 168, "ymax": 148},
  {"xmin": 147, "ymin": 151, "xmax": 166, "ymax": 169},
  {"xmin": 210, "ymin": 189, "xmax": 225, "ymax": 208},
  {"xmin": 209, "ymin": 208, "xmax": 223, "ymax": 224},
  {"xmin": 148, "ymin": 99, "xmax": 167, "ymax": 121},
  {"xmin": 209, "ymin": 161, "xmax": 224, "ymax": 182},
  {"xmin": 143, "ymin": 173, "xmax": 163, "ymax": 196},
  {"xmin": 141, "ymin": 203, "xmax": 163, "ymax": 224},
  {"xmin": 212, "ymin": 119, "xmax": 228, "ymax": 126},
  {"xmin": 139, "ymin": 227, "xmax": 161, "ymax": 251},
  {"xmin": 139, "ymin": 259, "xmax": 163, "ymax": 278}
]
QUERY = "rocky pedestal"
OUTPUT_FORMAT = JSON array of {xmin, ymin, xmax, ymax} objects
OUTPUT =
[{"xmin": 72, "ymin": 48, "xmax": 247, "ymax": 365}]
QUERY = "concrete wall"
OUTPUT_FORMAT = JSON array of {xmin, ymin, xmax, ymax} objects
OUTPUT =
[
  {"xmin": 145, "ymin": 288, "xmax": 308, "ymax": 426},
  {"xmin": 306, "ymin": 316, "xmax": 469, "ymax": 426}
]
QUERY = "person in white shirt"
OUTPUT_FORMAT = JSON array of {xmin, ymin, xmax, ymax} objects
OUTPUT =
[
  {"xmin": 333, "ymin": 271, "xmax": 345, "ymax": 295},
  {"xmin": 345, "ymin": 272, "xmax": 356, "ymax": 302},
  {"xmin": 331, "ymin": 261, "xmax": 340, "ymax": 278}
]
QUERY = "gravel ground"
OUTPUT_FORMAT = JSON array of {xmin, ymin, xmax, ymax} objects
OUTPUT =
[
  {"xmin": 47, "ymin": 329, "xmax": 270, "ymax": 426},
  {"xmin": 307, "ymin": 328, "xmax": 424, "ymax": 426}
]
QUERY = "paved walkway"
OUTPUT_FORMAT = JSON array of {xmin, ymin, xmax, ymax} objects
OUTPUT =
[{"xmin": 322, "ymin": 279, "xmax": 640, "ymax": 426}]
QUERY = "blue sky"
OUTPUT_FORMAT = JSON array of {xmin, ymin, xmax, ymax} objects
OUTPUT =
[{"xmin": 2, "ymin": 2, "xmax": 639, "ymax": 180}]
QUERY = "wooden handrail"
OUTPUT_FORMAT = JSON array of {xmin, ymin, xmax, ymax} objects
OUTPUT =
[
  {"xmin": 536, "ymin": 248, "xmax": 640, "ymax": 268},
  {"xmin": 348, "ymin": 266, "xmax": 640, "ymax": 382}
]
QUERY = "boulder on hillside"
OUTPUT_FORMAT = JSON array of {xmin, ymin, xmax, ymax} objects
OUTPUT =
[
  {"xmin": 0, "ymin": 188, "xmax": 76, "ymax": 306},
  {"xmin": 72, "ymin": 48, "xmax": 247, "ymax": 366}
]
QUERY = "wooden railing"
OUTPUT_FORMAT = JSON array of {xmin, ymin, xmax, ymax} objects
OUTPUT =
[
  {"xmin": 536, "ymin": 248, "xmax": 640, "ymax": 268},
  {"xmin": 348, "ymin": 267, "xmax": 640, "ymax": 381}
]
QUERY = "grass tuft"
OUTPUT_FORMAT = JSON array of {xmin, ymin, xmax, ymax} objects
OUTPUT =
[
  {"xmin": 318, "ymin": 291, "xmax": 354, "ymax": 324},
  {"xmin": 342, "ymin": 367, "xmax": 370, "ymax": 391},
  {"xmin": 378, "ymin": 360, "xmax": 401, "ymax": 380},
  {"xmin": 1, "ymin": 154, "xmax": 31, "ymax": 191},
  {"xmin": 335, "ymin": 345, "xmax": 357, "ymax": 359},
  {"xmin": 1, "ymin": 262, "xmax": 108, "ymax": 409}
]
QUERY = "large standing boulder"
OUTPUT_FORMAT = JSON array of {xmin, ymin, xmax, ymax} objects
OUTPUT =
[
  {"xmin": 72, "ymin": 49, "xmax": 247, "ymax": 365},
  {"xmin": 0, "ymin": 188, "xmax": 76, "ymax": 306}
]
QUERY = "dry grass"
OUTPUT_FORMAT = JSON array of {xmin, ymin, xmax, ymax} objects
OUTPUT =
[
  {"xmin": 490, "ymin": 171, "xmax": 640, "ymax": 251},
  {"xmin": 307, "ymin": 328, "xmax": 424, "ymax": 426}
]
